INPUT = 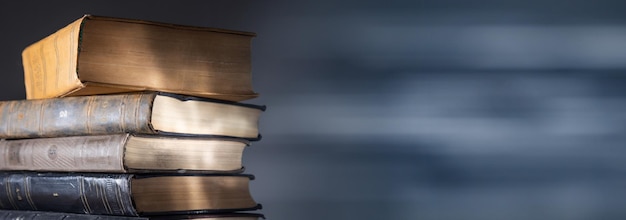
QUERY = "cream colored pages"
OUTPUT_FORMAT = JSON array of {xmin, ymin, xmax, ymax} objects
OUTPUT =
[{"xmin": 150, "ymin": 95, "xmax": 261, "ymax": 138}]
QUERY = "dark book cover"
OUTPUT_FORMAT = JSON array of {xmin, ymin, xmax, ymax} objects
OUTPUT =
[{"xmin": 0, "ymin": 172, "xmax": 260, "ymax": 216}]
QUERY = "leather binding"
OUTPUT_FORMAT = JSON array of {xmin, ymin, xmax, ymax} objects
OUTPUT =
[
  {"xmin": 0, "ymin": 210, "xmax": 148, "ymax": 219},
  {"xmin": 0, "ymin": 173, "xmax": 137, "ymax": 216},
  {"xmin": 0, "ymin": 133, "xmax": 250, "ymax": 173},
  {"xmin": 0, "ymin": 92, "xmax": 264, "ymax": 140},
  {"xmin": 23, "ymin": 14, "xmax": 258, "ymax": 101}
]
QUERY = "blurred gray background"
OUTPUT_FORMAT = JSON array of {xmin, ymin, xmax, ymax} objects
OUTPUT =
[{"xmin": 2, "ymin": 1, "xmax": 626, "ymax": 219}]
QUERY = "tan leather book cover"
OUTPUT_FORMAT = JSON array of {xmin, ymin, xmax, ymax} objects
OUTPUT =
[
  {"xmin": 0, "ymin": 134, "xmax": 249, "ymax": 173},
  {"xmin": 22, "ymin": 15, "xmax": 257, "ymax": 101}
]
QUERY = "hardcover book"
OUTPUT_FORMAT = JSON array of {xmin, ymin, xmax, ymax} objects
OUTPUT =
[
  {"xmin": 0, "ymin": 173, "xmax": 260, "ymax": 216},
  {"xmin": 22, "ymin": 14, "xmax": 257, "ymax": 101},
  {"xmin": 0, "ymin": 92, "xmax": 264, "ymax": 140},
  {"xmin": 0, "ymin": 134, "xmax": 249, "ymax": 173}
]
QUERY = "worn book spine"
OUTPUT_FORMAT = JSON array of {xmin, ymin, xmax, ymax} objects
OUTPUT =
[
  {"xmin": 22, "ymin": 15, "xmax": 258, "ymax": 101},
  {"xmin": 0, "ymin": 134, "xmax": 127, "ymax": 172},
  {"xmin": 0, "ymin": 173, "xmax": 138, "ymax": 216},
  {"xmin": 0, "ymin": 210, "xmax": 148, "ymax": 220},
  {"xmin": 22, "ymin": 16, "xmax": 83, "ymax": 100},
  {"xmin": 0, "ymin": 93, "xmax": 156, "ymax": 139}
]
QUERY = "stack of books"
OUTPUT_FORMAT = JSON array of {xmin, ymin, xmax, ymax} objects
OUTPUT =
[{"xmin": 0, "ymin": 15, "xmax": 265, "ymax": 220}]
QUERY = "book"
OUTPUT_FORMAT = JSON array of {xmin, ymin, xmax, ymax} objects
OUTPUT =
[
  {"xmin": 0, "ymin": 92, "xmax": 264, "ymax": 140},
  {"xmin": 0, "ymin": 172, "xmax": 260, "ymax": 216},
  {"xmin": 0, "ymin": 210, "xmax": 264, "ymax": 219},
  {"xmin": 149, "ymin": 213, "xmax": 264, "ymax": 220},
  {"xmin": 22, "ymin": 14, "xmax": 257, "ymax": 101},
  {"xmin": 0, "ymin": 210, "xmax": 146, "ymax": 220},
  {"xmin": 0, "ymin": 134, "xmax": 249, "ymax": 173}
]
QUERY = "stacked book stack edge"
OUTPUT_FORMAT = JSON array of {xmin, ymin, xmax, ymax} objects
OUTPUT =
[{"xmin": 0, "ymin": 15, "xmax": 265, "ymax": 220}]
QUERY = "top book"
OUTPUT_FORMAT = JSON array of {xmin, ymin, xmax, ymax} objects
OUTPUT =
[{"xmin": 22, "ymin": 15, "xmax": 258, "ymax": 101}]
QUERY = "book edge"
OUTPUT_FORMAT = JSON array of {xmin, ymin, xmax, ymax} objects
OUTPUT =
[
  {"xmin": 84, "ymin": 14, "xmax": 256, "ymax": 37},
  {"xmin": 68, "ymin": 82, "xmax": 260, "ymax": 103}
]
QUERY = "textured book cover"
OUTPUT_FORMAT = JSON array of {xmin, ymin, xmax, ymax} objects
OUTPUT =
[
  {"xmin": 0, "ymin": 172, "xmax": 260, "ymax": 216},
  {"xmin": 0, "ymin": 134, "xmax": 249, "ymax": 173}
]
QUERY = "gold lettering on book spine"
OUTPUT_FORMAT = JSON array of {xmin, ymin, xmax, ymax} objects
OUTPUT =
[{"xmin": 0, "ymin": 135, "xmax": 126, "ymax": 172}]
